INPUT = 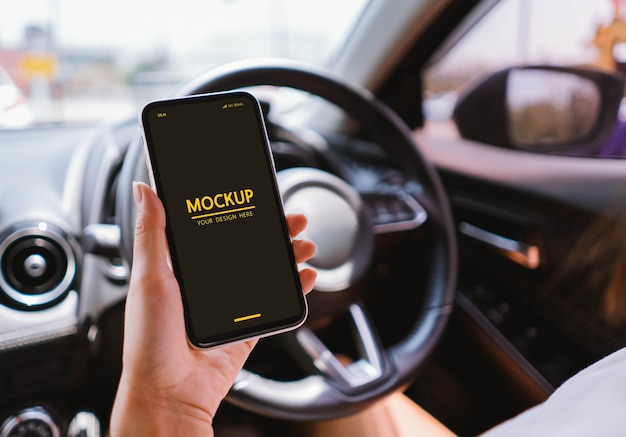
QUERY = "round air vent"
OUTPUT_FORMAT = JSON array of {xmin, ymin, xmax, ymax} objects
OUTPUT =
[{"xmin": 0, "ymin": 222, "xmax": 77, "ymax": 308}]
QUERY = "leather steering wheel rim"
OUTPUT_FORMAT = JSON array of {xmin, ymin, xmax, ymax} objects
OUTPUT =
[{"xmin": 116, "ymin": 58, "xmax": 457, "ymax": 420}]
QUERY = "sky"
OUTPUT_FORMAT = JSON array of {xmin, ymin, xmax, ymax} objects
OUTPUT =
[
  {"xmin": 0, "ymin": 0, "xmax": 366, "ymax": 62},
  {"xmin": 1, "ymin": 0, "xmax": 617, "ymax": 66}
]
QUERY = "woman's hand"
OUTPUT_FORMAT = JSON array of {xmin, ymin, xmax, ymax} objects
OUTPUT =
[{"xmin": 110, "ymin": 182, "xmax": 316, "ymax": 436}]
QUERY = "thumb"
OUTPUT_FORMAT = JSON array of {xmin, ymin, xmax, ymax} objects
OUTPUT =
[
  {"xmin": 131, "ymin": 181, "xmax": 170, "ymax": 274},
  {"xmin": 123, "ymin": 182, "xmax": 186, "ymax": 369}
]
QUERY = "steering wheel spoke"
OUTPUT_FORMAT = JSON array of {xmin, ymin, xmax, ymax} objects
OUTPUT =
[{"xmin": 295, "ymin": 303, "xmax": 390, "ymax": 394}]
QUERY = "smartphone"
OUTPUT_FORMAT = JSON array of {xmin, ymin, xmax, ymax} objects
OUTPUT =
[{"xmin": 140, "ymin": 91, "xmax": 307, "ymax": 348}]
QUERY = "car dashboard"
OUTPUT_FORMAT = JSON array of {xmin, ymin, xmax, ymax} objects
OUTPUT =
[
  {"xmin": 3, "ymin": 85, "xmax": 626, "ymax": 436},
  {"xmin": 0, "ymin": 121, "xmax": 133, "ymax": 433},
  {"xmin": 0, "ymin": 113, "xmax": 435, "ymax": 434}
]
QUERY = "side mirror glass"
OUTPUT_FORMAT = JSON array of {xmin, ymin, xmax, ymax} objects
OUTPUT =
[
  {"xmin": 453, "ymin": 66, "xmax": 624, "ymax": 155},
  {"xmin": 507, "ymin": 70, "xmax": 601, "ymax": 147}
]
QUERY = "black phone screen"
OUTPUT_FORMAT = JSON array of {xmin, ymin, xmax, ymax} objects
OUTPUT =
[{"xmin": 141, "ymin": 91, "xmax": 306, "ymax": 347}]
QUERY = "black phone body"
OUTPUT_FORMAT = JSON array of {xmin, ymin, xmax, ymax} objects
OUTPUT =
[{"xmin": 140, "ymin": 91, "xmax": 307, "ymax": 348}]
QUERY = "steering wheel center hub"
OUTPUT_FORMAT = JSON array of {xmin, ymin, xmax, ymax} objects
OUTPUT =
[
  {"xmin": 278, "ymin": 168, "xmax": 373, "ymax": 292},
  {"xmin": 286, "ymin": 187, "xmax": 358, "ymax": 269}
]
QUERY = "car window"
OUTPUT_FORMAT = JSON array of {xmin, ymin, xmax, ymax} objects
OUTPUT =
[
  {"xmin": 423, "ymin": 0, "xmax": 626, "ymax": 158},
  {"xmin": 0, "ymin": 0, "xmax": 368, "ymax": 126}
]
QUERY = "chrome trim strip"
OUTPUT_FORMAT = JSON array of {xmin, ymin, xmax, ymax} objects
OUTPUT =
[{"xmin": 459, "ymin": 221, "xmax": 540, "ymax": 269}]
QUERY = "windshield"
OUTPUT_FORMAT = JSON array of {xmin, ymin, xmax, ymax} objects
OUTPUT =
[{"xmin": 0, "ymin": 0, "xmax": 367, "ymax": 126}]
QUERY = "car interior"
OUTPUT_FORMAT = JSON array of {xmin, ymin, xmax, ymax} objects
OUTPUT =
[{"xmin": 1, "ymin": 0, "xmax": 626, "ymax": 436}]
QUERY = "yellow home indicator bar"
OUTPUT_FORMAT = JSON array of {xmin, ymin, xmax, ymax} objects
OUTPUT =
[{"xmin": 234, "ymin": 313, "xmax": 262, "ymax": 323}]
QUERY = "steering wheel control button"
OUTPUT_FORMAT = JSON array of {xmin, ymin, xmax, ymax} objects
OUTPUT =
[
  {"xmin": 278, "ymin": 168, "xmax": 374, "ymax": 292},
  {"xmin": 363, "ymin": 191, "xmax": 428, "ymax": 233},
  {"xmin": 0, "ymin": 407, "xmax": 61, "ymax": 437},
  {"xmin": 0, "ymin": 222, "xmax": 77, "ymax": 308}
]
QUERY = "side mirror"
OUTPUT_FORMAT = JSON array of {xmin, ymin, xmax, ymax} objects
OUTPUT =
[{"xmin": 453, "ymin": 66, "xmax": 624, "ymax": 153}]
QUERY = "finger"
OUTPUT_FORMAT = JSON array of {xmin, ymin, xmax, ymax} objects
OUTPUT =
[
  {"xmin": 299, "ymin": 268, "xmax": 317, "ymax": 295},
  {"xmin": 131, "ymin": 181, "xmax": 170, "ymax": 275},
  {"xmin": 286, "ymin": 213, "xmax": 307, "ymax": 238},
  {"xmin": 292, "ymin": 239, "xmax": 316, "ymax": 264}
]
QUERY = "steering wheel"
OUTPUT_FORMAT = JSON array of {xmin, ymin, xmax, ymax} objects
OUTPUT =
[{"xmin": 116, "ymin": 58, "xmax": 457, "ymax": 420}]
